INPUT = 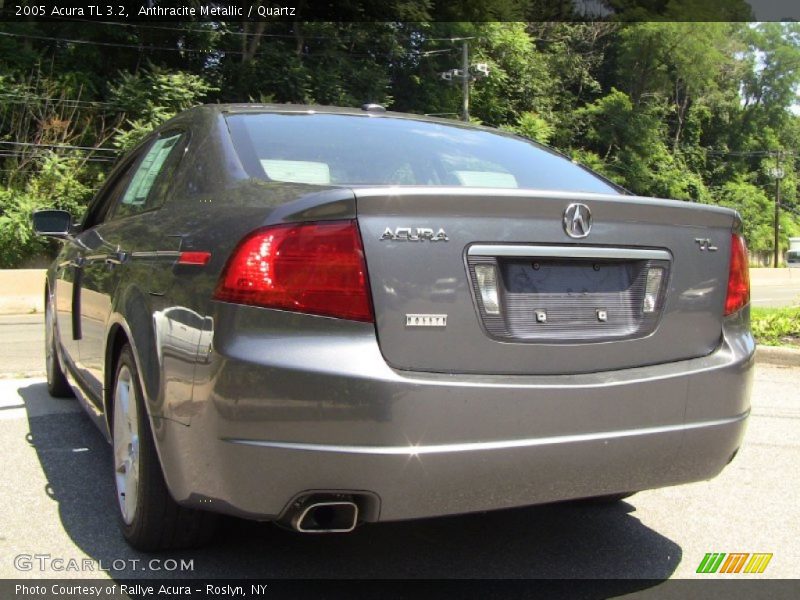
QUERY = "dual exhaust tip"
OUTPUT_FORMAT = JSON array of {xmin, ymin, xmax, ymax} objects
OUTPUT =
[{"xmin": 283, "ymin": 497, "xmax": 359, "ymax": 533}]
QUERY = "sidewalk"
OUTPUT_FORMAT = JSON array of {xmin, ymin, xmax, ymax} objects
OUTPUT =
[
  {"xmin": 0, "ymin": 269, "xmax": 45, "ymax": 315},
  {"xmin": 0, "ymin": 314, "xmax": 45, "ymax": 377}
]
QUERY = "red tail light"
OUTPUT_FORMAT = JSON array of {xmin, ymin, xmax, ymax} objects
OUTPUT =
[
  {"xmin": 178, "ymin": 251, "xmax": 211, "ymax": 266},
  {"xmin": 724, "ymin": 233, "xmax": 750, "ymax": 316},
  {"xmin": 214, "ymin": 220, "xmax": 374, "ymax": 322}
]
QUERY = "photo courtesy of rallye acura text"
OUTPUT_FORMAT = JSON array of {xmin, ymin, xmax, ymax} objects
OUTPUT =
[{"xmin": 33, "ymin": 104, "xmax": 754, "ymax": 551}]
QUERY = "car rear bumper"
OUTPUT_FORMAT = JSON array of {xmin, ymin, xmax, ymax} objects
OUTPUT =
[{"xmin": 153, "ymin": 306, "xmax": 754, "ymax": 522}]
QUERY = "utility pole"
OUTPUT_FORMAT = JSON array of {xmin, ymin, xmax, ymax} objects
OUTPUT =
[
  {"xmin": 437, "ymin": 37, "xmax": 488, "ymax": 122},
  {"xmin": 707, "ymin": 148, "xmax": 796, "ymax": 268},
  {"xmin": 461, "ymin": 41, "xmax": 470, "ymax": 122},
  {"xmin": 773, "ymin": 151, "xmax": 784, "ymax": 268}
]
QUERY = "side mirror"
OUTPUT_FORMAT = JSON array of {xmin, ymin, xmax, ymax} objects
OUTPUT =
[{"xmin": 32, "ymin": 210, "xmax": 74, "ymax": 238}]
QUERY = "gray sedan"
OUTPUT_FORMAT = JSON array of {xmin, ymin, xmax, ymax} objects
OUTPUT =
[{"xmin": 33, "ymin": 104, "xmax": 754, "ymax": 551}]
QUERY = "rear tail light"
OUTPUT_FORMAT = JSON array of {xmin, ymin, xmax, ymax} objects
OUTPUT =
[
  {"xmin": 214, "ymin": 220, "xmax": 374, "ymax": 322},
  {"xmin": 474, "ymin": 264, "xmax": 501, "ymax": 315},
  {"xmin": 724, "ymin": 233, "xmax": 750, "ymax": 316},
  {"xmin": 643, "ymin": 267, "xmax": 664, "ymax": 313}
]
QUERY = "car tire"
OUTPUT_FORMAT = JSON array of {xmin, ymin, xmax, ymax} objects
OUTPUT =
[
  {"xmin": 112, "ymin": 343, "xmax": 218, "ymax": 551},
  {"xmin": 45, "ymin": 294, "xmax": 73, "ymax": 398}
]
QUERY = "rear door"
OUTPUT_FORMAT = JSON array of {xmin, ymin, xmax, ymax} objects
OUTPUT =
[{"xmin": 357, "ymin": 188, "xmax": 735, "ymax": 375}]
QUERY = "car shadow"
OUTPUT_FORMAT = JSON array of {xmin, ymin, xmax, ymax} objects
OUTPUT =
[{"xmin": 18, "ymin": 381, "xmax": 680, "ymax": 590}]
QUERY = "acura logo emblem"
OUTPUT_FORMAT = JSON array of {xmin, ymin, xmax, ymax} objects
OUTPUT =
[{"xmin": 563, "ymin": 203, "xmax": 592, "ymax": 238}]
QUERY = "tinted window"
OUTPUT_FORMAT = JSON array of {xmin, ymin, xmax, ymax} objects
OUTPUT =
[
  {"xmin": 226, "ymin": 113, "xmax": 619, "ymax": 194},
  {"xmin": 112, "ymin": 133, "xmax": 183, "ymax": 219},
  {"xmin": 81, "ymin": 150, "xmax": 144, "ymax": 229}
]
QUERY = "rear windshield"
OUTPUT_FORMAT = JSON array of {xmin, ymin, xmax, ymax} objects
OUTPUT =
[{"xmin": 225, "ymin": 113, "xmax": 620, "ymax": 194}]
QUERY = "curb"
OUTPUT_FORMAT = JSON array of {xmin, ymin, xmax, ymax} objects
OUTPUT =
[{"xmin": 755, "ymin": 345, "xmax": 800, "ymax": 367}]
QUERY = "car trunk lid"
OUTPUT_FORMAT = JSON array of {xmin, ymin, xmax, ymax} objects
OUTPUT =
[{"xmin": 355, "ymin": 187, "xmax": 736, "ymax": 375}]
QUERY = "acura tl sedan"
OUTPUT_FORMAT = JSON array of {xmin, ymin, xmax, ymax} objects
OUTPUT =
[{"xmin": 33, "ymin": 104, "xmax": 754, "ymax": 551}]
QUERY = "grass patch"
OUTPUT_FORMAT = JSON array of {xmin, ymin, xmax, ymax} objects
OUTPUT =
[{"xmin": 751, "ymin": 306, "xmax": 800, "ymax": 347}]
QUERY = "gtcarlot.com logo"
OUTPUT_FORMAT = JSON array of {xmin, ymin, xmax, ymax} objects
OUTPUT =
[
  {"xmin": 13, "ymin": 553, "xmax": 194, "ymax": 573},
  {"xmin": 696, "ymin": 552, "xmax": 773, "ymax": 574}
]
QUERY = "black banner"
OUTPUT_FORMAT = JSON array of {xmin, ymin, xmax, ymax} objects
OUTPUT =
[
  {"xmin": 0, "ymin": 0, "xmax": 799, "ymax": 23},
  {"xmin": 2, "ymin": 579, "xmax": 800, "ymax": 600}
]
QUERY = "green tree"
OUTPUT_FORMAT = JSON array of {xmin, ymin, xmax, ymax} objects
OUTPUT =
[
  {"xmin": 109, "ymin": 66, "xmax": 216, "ymax": 150},
  {"xmin": 716, "ymin": 179, "xmax": 774, "ymax": 253},
  {"xmin": 1, "ymin": 18, "xmax": 800, "ymax": 267}
]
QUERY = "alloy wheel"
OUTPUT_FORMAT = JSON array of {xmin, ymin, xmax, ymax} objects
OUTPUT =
[{"xmin": 113, "ymin": 365, "xmax": 140, "ymax": 525}]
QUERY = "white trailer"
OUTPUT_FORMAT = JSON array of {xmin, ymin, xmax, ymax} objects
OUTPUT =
[{"xmin": 787, "ymin": 237, "xmax": 800, "ymax": 267}]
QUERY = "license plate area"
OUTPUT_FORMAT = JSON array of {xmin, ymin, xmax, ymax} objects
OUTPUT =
[
  {"xmin": 467, "ymin": 245, "xmax": 671, "ymax": 344},
  {"xmin": 502, "ymin": 259, "xmax": 637, "ymax": 294}
]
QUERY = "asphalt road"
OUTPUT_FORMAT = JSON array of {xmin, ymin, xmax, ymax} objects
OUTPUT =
[
  {"xmin": 0, "ymin": 317, "xmax": 797, "ymax": 584},
  {"xmin": 0, "ymin": 314, "xmax": 45, "ymax": 377},
  {"xmin": 751, "ymin": 273, "xmax": 800, "ymax": 308}
]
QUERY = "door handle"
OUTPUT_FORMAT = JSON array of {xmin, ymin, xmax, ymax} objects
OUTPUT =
[{"xmin": 104, "ymin": 251, "xmax": 128, "ymax": 266}]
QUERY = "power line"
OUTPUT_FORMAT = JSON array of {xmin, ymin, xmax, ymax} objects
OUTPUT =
[
  {"xmin": 0, "ymin": 140, "xmax": 119, "ymax": 153},
  {"xmin": 0, "ymin": 29, "xmax": 400, "ymax": 60},
  {"xmin": 52, "ymin": 17, "xmax": 355, "ymax": 41},
  {"xmin": 705, "ymin": 149, "xmax": 798, "ymax": 157},
  {"xmin": 424, "ymin": 37, "xmax": 478, "ymax": 42},
  {"xmin": 0, "ymin": 30, "xmax": 231, "ymax": 54},
  {"xmin": 0, "ymin": 152, "xmax": 116, "ymax": 162},
  {"xmin": 0, "ymin": 93, "xmax": 118, "ymax": 109},
  {"xmin": 0, "ymin": 150, "xmax": 117, "ymax": 160},
  {"xmin": 420, "ymin": 49, "xmax": 456, "ymax": 56},
  {"xmin": 53, "ymin": 18, "xmax": 478, "ymax": 46},
  {"xmin": 0, "ymin": 92, "xmax": 116, "ymax": 106}
]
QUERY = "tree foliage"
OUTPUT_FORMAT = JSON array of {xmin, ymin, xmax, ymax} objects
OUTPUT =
[
  {"xmin": 0, "ymin": 154, "xmax": 94, "ymax": 267},
  {"xmin": 109, "ymin": 66, "xmax": 216, "ymax": 150}
]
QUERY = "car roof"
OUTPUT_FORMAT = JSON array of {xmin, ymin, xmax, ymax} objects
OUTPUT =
[{"xmin": 200, "ymin": 102, "xmax": 497, "ymax": 131}]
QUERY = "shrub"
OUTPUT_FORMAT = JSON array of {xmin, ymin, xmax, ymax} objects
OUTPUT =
[
  {"xmin": 0, "ymin": 153, "xmax": 96, "ymax": 267},
  {"xmin": 750, "ymin": 306, "xmax": 800, "ymax": 346}
]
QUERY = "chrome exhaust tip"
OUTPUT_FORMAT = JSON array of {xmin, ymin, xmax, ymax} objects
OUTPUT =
[{"xmin": 291, "ymin": 500, "xmax": 359, "ymax": 533}]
